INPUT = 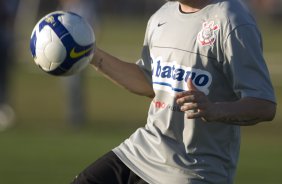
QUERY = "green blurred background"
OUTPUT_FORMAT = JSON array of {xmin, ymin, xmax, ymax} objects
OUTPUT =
[{"xmin": 0, "ymin": 0, "xmax": 282, "ymax": 184}]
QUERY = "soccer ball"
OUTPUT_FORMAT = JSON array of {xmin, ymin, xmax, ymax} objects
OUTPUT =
[{"xmin": 30, "ymin": 11, "xmax": 95, "ymax": 76}]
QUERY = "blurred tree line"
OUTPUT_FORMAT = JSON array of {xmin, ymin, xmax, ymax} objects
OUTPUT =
[
  {"xmin": 247, "ymin": 0, "xmax": 282, "ymax": 20},
  {"xmin": 38, "ymin": 0, "xmax": 164, "ymax": 17},
  {"xmin": 28, "ymin": 0, "xmax": 282, "ymax": 21}
]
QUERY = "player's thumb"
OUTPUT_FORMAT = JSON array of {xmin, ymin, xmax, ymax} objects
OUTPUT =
[{"xmin": 187, "ymin": 78, "xmax": 198, "ymax": 91}]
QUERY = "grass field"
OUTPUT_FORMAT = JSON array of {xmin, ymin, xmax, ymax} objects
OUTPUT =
[{"xmin": 0, "ymin": 16, "xmax": 281, "ymax": 184}]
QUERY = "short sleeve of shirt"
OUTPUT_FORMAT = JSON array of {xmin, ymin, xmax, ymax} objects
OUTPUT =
[
  {"xmin": 223, "ymin": 24, "xmax": 276, "ymax": 103},
  {"xmin": 136, "ymin": 19, "xmax": 153, "ymax": 84},
  {"xmin": 136, "ymin": 46, "xmax": 152, "ymax": 83}
]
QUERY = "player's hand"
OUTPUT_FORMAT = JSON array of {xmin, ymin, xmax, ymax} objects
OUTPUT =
[{"xmin": 175, "ymin": 79, "xmax": 216, "ymax": 121}]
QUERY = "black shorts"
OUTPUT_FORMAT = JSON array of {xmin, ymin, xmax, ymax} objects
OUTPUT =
[{"xmin": 71, "ymin": 151, "xmax": 148, "ymax": 184}]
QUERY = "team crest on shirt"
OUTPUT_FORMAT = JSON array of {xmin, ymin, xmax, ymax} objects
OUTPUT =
[{"xmin": 197, "ymin": 21, "xmax": 220, "ymax": 46}]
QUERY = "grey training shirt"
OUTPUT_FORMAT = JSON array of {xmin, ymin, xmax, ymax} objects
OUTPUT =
[{"xmin": 113, "ymin": 0, "xmax": 276, "ymax": 183}]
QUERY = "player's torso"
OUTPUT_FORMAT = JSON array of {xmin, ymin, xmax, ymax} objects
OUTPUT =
[
  {"xmin": 147, "ymin": 2, "xmax": 238, "ymax": 114},
  {"xmin": 115, "ymin": 1, "xmax": 254, "ymax": 183}
]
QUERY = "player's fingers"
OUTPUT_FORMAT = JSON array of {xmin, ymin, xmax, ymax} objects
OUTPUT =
[
  {"xmin": 175, "ymin": 91, "xmax": 192, "ymax": 99},
  {"xmin": 176, "ymin": 95, "xmax": 196, "ymax": 105},
  {"xmin": 180, "ymin": 102, "xmax": 199, "ymax": 112},
  {"xmin": 187, "ymin": 78, "xmax": 198, "ymax": 91},
  {"xmin": 185, "ymin": 110, "xmax": 203, "ymax": 119}
]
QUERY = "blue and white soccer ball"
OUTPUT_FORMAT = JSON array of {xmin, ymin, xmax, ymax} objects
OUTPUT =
[{"xmin": 30, "ymin": 11, "xmax": 95, "ymax": 76}]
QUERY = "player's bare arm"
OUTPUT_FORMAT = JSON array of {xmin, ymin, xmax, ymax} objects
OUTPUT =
[
  {"xmin": 176, "ymin": 79, "xmax": 276, "ymax": 126},
  {"xmin": 91, "ymin": 48, "xmax": 155, "ymax": 98}
]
